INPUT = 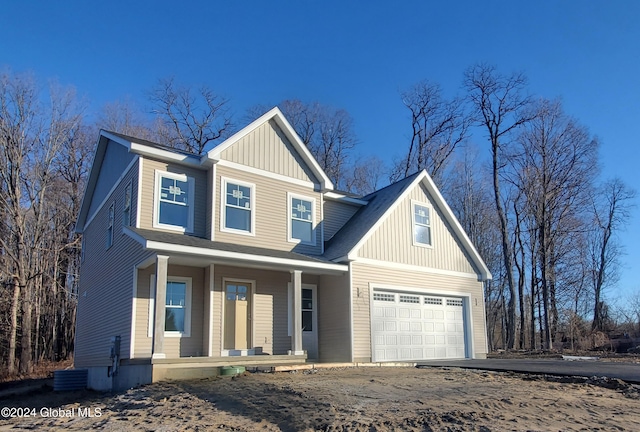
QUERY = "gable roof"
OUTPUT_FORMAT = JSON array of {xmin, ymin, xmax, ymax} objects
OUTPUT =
[
  {"xmin": 324, "ymin": 170, "xmax": 492, "ymax": 281},
  {"xmin": 205, "ymin": 107, "xmax": 334, "ymax": 191}
]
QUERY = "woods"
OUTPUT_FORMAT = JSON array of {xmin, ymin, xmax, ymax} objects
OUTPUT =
[{"xmin": 0, "ymin": 64, "xmax": 636, "ymax": 377}]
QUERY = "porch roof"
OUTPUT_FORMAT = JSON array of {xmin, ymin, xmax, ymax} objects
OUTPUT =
[{"xmin": 125, "ymin": 227, "xmax": 348, "ymax": 274}]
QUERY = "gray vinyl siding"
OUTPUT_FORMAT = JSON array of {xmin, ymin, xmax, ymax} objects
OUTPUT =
[
  {"xmin": 358, "ymin": 183, "xmax": 478, "ymax": 275},
  {"xmin": 350, "ymin": 261, "xmax": 487, "ymax": 362},
  {"xmin": 75, "ymin": 161, "xmax": 153, "ymax": 367},
  {"xmin": 139, "ymin": 157, "xmax": 208, "ymax": 237},
  {"xmin": 134, "ymin": 264, "xmax": 205, "ymax": 358},
  {"xmin": 87, "ymin": 140, "xmax": 136, "ymax": 218},
  {"xmin": 323, "ymin": 199, "xmax": 361, "ymax": 241},
  {"xmin": 220, "ymin": 120, "xmax": 318, "ymax": 183},
  {"xmin": 317, "ymin": 273, "xmax": 351, "ymax": 362},
  {"xmin": 214, "ymin": 165, "xmax": 323, "ymax": 255}
]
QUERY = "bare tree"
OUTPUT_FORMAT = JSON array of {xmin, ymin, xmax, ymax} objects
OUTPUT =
[
  {"xmin": 0, "ymin": 72, "xmax": 85, "ymax": 374},
  {"xmin": 590, "ymin": 178, "xmax": 636, "ymax": 331},
  {"xmin": 392, "ymin": 81, "xmax": 469, "ymax": 185},
  {"xmin": 97, "ymin": 98, "xmax": 156, "ymax": 140},
  {"xmin": 344, "ymin": 155, "xmax": 386, "ymax": 196},
  {"xmin": 149, "ymin": 77, "xmax": 233, "ymax": 154},
  {"xmin": 464, "ymin": 63, "xmax": 534, "ymax": 349}
]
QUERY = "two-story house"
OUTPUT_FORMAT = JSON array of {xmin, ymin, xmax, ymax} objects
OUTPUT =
[{"xmin": 74, "ymin": 107, "xmax": 491, "ymax": 391}]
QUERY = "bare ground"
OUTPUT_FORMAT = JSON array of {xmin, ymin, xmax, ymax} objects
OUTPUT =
[{"xmin": 2, "ymin": 366, "xmax": 640, "ymax": 431}]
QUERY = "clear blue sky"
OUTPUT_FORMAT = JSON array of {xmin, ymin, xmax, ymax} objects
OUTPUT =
[{"xmin": 1, "ymin": 1, "xmax": 638, "ymax": 306}]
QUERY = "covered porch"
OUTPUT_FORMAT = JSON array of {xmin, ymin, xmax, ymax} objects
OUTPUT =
[{"xmin": 127, "ymin": 227, "xmax": 348, "ymax": 368}]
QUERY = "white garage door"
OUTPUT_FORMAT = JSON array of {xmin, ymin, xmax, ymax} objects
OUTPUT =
[{"xmin": 371, "ymin": 290, "xmax": 466, "ymax": 361}]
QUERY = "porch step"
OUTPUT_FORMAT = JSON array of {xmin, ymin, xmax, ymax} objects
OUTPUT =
[{"xmin": 248, "ymin": 361, "xmax": 417, "ymax": 373}]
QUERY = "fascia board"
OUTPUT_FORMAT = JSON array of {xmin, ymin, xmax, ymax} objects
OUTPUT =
[
  {"xmin": 324, "ymin": 191, "xmax": 368, "ymax": 206},
  {"xmin": 123, "ymin": 227, "xmax": 347, "ymax": 273}
]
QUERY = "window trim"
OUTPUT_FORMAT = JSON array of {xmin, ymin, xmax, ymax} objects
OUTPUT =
[
  {"xmin": 411, "ymin": 200, "xmax": 433, "ymax": 248},
  {"xmin": 106, "ymin": 202, "xmax": 115, "ymax": 249},
  {"xmin": 123, "ymin": 180, "xmax": 132, "ymax": 230},
  {"xmin": 220, "ymin": 176, "xmax": 256, "ymax": 236},
  {"xmin": 148, "ymin": 275, "xmax": 192, "ymax": 338},
  {"xmin": 287, "ymin": 192, "xmax": 316, "ymax": 246},
  {"xmin": 153, "ymin": 170, "xmax": 195, "ymax": 234}
]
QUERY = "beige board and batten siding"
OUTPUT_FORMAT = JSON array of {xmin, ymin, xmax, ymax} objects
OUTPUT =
[
  {"xmin": 133, "ymin": 265, "xmax": 205, "ymax": 358},
  {"xmin": 138, "ymin": 157, "xmax": 208, "ymax": 237},
  {"xmin": 323, "ymin": 199, "xmax": 361, "ymax": 242},
  {"xmin": 76, "ymin": 161, "xmax": 153, "ymax": 367},
  {"xmin": 220, "ymin": 120, "xmax": 319, "ymax": 184},
  {"xmin": 215, "ymin": 165, "xmax": 323, "ymax": 255},
  {"xmin": 317, "ymin": 273, "xmax": 351, "ymax": 362},
  {"xmin": 350, "ymin": 261, "xmax": 487, "ymax": 362},
  {"xmin": 358, "ymin": 183, "xmax": 478, "ymax": 274}
]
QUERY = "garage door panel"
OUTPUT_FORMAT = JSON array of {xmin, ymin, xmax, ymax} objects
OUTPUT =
[{"xmin": 372, "ymin": 290, "xmax": 466, "ymax": 361}]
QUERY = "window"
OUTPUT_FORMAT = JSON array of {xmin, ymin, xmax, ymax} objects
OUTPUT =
[
  {"xmin": 123, "ymin": 181, "xmax": 132, "ymax": 228},
  {"xmin": 412, "ymin": 201, "xmax": 432, "ymax": 246},
  {"xmin": 154, "ymin": 170, "xmax": 194, "ymax": 233},
  {"xmin": 148, "ymin": 276, "xmax": 192, "ymax": 337},
  {"xmin": 106, "ymin": 202, "xmax": 114, "ymax": 249},
  {"xmin": 288, "ymin": 193, "xmax": 315, "ymax": 245},
  {"xmin": 302, "ymin": 288, "xmax": 313, "ymax": 331},
  {"xmin": 221, "ymin": 177, "xmax": 255, "ymax": 235}
]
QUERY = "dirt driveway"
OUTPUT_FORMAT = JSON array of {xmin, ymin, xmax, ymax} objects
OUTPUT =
[{"xmin": 2, "ymin": 366, "xmax": 640, "ymax": 431}]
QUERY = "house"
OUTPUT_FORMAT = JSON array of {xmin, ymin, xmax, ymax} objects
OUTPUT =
[{"xmin": 74, "ymin": 107, "xmax": 491, "ymax": 391}]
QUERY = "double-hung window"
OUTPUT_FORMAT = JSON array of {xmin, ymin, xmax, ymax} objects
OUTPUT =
[
  {"xmin": 148, "ymin": 276, "xmax": 192, "ymax": 337},
  {"xmin": 154, "ymin": 170, "xmax": 194, "ymax": 233},
  {"xmin": 221, "ymin": 177, "xmax": 255, "ymax": 235},
  {"xmin": 412, "ymin": 201, "xmax": 432, "ymax": 247},
  {"xmin": 288, "ymin": 193, "xmax": 315, "ymax": 245}
]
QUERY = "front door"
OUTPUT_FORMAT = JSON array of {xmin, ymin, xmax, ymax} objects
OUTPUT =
[
  {"xmin": 301, "ymin": 285, "xmax": 318, "ymax": 359},
  {"xmin": 224, "ymin": 282, "xmax": 251, "ymax": 350}
]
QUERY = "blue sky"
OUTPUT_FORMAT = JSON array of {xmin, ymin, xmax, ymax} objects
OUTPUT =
[{"xmin": 1, "ymin": 1, "xmax": 639, "ymax": 306}]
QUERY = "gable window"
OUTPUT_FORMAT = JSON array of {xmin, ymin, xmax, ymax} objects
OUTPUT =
[
  {"xmin": 221, "ymin": 177, "xmax": 255, "ymax": 235},
  {"xmin": 412, "ymin": 201, "xmax": 432, "ymax": 247},
  {"xmin": 123, "ymin": 181, "xmax": 132, "ymax": 228},
  {"xmin": 154, "ymin": 170, "xmax": 194, "ymax": 233},
  {"xmin": 148, "ymin": 276, "xmax": 192, "ymax": 337},
  {"xmin": 106, "ymin": 202, "xmax": 114, "ymax": 249},
  {"xmin": 288, "ymin": 193, "xmax": 315, "ymax": 245}
]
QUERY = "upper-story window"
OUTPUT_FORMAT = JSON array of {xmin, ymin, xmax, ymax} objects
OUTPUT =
[
  {"xmin": 154, "ymin": 170, "xmax": 194, "ymax": 233},
  {"xmin": 106, "ymin": 202, "xmax": 114, "ymax": 249},
  {"xmin": 221, "ymin": 177, "xmax": 255, "ymax": 235},
  {"xmin": 288, "ymin": 193, "xmax": 315, "ymax": 245},
  {"xmin": 412, "ymin": 201, "xmax": 432, "ymax": 247},
  {"xmin": 123, "ymin": 181, "xmax": 132, "ymax": 228}
]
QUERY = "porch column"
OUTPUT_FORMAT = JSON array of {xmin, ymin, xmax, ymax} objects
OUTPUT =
[
  {"xmin": 290, "ymin": 270, "xmax": 304, "ymax": 355},
  {"xmin": 152, "ymin": 254, "xmax": 169, "ymax": 359}
]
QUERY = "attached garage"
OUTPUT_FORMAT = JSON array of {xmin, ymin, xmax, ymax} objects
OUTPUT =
[{"xmin": 371, "ymin": 289, "xmax": 468, "ymax": 361}]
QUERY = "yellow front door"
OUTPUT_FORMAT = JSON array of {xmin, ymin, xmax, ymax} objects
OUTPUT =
[{"xmin": 224, "ymin": 282, "xmax": 250, "ymax": 350}]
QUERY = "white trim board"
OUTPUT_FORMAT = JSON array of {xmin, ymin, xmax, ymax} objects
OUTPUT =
[{"xmin": 353, "ymin": 257, "xmax": 481, "ymax": 280}]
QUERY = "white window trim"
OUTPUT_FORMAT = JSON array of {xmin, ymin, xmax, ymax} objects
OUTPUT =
[
  {"xmin": 106, "ymin": 202, "xmax": 115, "ymax": 249},
  {"xmin": 123, "ymin": 180, "xmax": 132, "ymax": 230},
  {"xmin": 220, "ymin": 176, "xmax": 256, "ymax": 236},
  {"xmin": 287, "ymin": 192, "xmax": 316, "ymax": 246},
  {"xmin": 148, "ymin": 275, "xmax": 192, "ymax": 338},
  {"xmin": 153, "ymin": 170, "xmax": 195, "ymax": 234},
  {"xmin": 411, "ymin": 199, "xmax": 433, "ymax": 248}
]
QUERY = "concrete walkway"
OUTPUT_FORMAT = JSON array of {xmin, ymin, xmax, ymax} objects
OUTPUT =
[{"xmin": 417, "ymin": 359, "xmax": 640, "ymax": 384}]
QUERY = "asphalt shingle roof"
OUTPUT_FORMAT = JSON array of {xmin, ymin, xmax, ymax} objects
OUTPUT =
[{"xmin": 323, "ymin": 172, "xmax": 421, "ymax": 261}]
